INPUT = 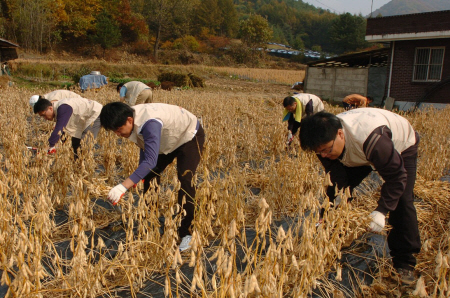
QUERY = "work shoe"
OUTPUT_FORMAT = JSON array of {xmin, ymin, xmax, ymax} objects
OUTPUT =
[
  {"xmin": 396, "ymin": 268, "xmax": 415, "ymax": 285},
  {"xmin": 179, "ymin": 235, "xmax": 192, "ymax": 252}
]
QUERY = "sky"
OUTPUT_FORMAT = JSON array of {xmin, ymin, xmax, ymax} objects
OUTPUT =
[{"xmin": 302, "ymin": 0, "xmax": 392, "ymax": 16}]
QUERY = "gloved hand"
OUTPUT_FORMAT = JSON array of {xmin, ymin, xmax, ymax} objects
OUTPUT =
[
  {"xmin": 369, "ymin": 211, "xmax": 385, "ymax": 232},
  {"xmin": 47, "ymin": 147, "xmax": 56, "ymax": 154},
  {"xmin": 108, "ymin": 184, "xmax": 127, "ymax": 205},
  {"xmin": 286, "ymin": 131, "xmax": 294, "ymax": 145}
]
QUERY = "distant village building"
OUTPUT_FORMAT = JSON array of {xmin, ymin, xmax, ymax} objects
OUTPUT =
[
  {"xmin": 304, "ymin": 48, "xmax": 389, "ymax": 107},
  {"xmin": 365, "ymin": 10, "xmax": 450, "ymax": 110},
  {"xmin": 0, "ymin": 38, "xmax": 19, "ymax": 77},
  {"xmin": 304, "ymin": 10, "xmax": 450, "ymax": 111},
  {"xmin": 0, "ymin": 38, "xmax": 19, "ymax": 63}
]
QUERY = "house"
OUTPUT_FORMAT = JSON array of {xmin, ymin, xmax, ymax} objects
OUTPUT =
[
  {"xmin": 0, "ymin": 38, "xmax": 19, "ymax": 76},
  {"xmin": 304, "ymin": 48, "xmax": 389, "ymax": 106},
  {"xmin": 0, "ymin": 38, "xmax": 19, "ymax": 62},
  {"xmin": 366, "ymin": 10, "xmax": 450, "ymax": 110}
]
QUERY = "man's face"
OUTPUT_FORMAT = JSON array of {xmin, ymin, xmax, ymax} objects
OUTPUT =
[
  {"xmin": 113, "ymin": 117, "xmax": 134, "ymax": 138},
  {"xmin": 38, "ymin": 106, "xmax": 54, "ymax": 121},
  {"xmin": 315, "ymin": 129, "xmax": 345, "ymax": 160},
  {"xmin": 286, "ymin": 102, "xmax": 297, "ymax": 113}
]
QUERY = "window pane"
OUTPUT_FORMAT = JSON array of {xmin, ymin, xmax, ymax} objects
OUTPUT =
[
  {"xmin": 428, "ymin": 65, "xmax": 442, "ymax": 80},
  {"xmin": 415, "ymin": 48, "xmax": 430, "ymax": 64},
  {"xmin": 414, "ymin": 65, "xmax": 428, "ymax": 80},
  {"xmin": 430, "ymin": 49, "xmax": 444, "ymax": 64}
]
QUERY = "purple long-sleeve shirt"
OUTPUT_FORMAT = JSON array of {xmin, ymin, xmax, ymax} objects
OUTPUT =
[
  {"xmin": 48, "ymin": 104, "xmax": 73, "ymax": 147},
  {"xmin": 129, "ymin": 119, "xmax": 162, "ymax": 183}
]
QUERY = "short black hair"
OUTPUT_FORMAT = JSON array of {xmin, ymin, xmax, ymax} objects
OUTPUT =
[
  {"xmin": 283, "ymin": 96, "xmax": 296, "ymax": 107},
  {"xmin": 116, "ymin": 83, "xmax": 125, "ymax": 92},
  {"xmin": 33, "ymin": 97, "xmax": 52, "ymax": 114},
  {"xmin": 299, "ymin": 111, "xmax": 342, "ymax": 151},
  {"xmin": 100, "ymin": 102, "xmax": 134, "ymax": 131}
]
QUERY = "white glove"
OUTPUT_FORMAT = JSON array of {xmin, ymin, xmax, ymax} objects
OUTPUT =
[
  {"xmin": 108, "ymin": 184, "xmax": 127, "ymax": 205},
  {"xmin": 287, "ymin": 131, "xmax": 293, "ymax": 145},
  {"xmin": 369, "ymin": 211, "xmax": 385, "ymax": 232}
]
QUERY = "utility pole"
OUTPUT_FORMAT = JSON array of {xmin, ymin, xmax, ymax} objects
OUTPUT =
[{"xmin": 370, "ymin": 0, "xmax": 374, "ymax": 18}]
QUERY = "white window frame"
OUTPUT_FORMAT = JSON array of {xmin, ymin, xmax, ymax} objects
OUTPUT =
[{"xmin": 412, "ymin": 47, "xmax": 445, "ymax": 82}]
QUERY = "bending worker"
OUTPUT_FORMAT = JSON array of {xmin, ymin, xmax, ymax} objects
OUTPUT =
[
  {"xmin": 29, "ymin": 90, "xmax": 81, "ymax": 107},
  {"xmin": 117, "ymin": 81, "xmax": 153, "ymax": 106},
  {"xmin": 33, "ymin": 96, "xmax": 102, "ymax": 156},
  {"xmin": 342, "ymin": 94, "xmax": 373, "ymax": 110},
  {"xmin": 282, "ymin": 93, "xmax": 324, "ymax": 145},
  {"xmin": 100, "ymin": 102, "xmax": 205, "ymax": 252},
  {"xmin": 299, "ymin": 108, "xmax": 420, "ymax": 285}
]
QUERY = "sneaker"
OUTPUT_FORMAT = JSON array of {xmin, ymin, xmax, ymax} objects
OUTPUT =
[
  {"xmin": 179, "ymin": 235, "xmax": 192, "ymax": 252},
  {"xmin": 396, "ymin": 268, "xmax": 415, "ymax": 285}
]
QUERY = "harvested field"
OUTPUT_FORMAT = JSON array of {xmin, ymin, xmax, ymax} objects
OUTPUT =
[{"xmin": 0, "ymin": 73, "xmax": 449, "ymax": 298}]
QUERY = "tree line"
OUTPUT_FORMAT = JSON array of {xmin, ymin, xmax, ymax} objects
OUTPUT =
[{"xmin": 0, "ymin": 0, "xmax": 371, "ymax": 59}]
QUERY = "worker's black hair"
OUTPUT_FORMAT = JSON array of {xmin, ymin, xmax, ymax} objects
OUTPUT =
[
  {"xmin": 33, "ymin": 97, "xmax": 52, "ymax": 114},
  {"xmin": 116, "ymin": 83, "xmax": 125, "ymax": 92},
  {"xmin": 300, "ymin": 111, "xmax": 342, "ymax": 151},
  {"xmin": 283, "ymin": 96, "xmax": 296, "ymax": 107},
  {"xmin": 100, "ymin": 102, "xmax": 134, "ymax": 131}
]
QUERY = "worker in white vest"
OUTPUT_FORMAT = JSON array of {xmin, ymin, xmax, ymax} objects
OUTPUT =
[
  {"xmin": 100, "ymin": 102, "xmax": 205, "ymax": 252},
  {"xmin": 29, "ymin": 90, "xmax": 82, "ymax": 107},
  {"xmin": 299, "ymin": 108, "xmax": 420, "ymax": 285},
  {"xmin": 33, "ymin": 96, "xmax": 102, "ymax": 156},
  {"xmin": 117, "ymin": 81, "xmax": 153, "ymax": 106},
  {"xmin": 282, "ymin": 93, "xmax": 324, "ymax": 145}
]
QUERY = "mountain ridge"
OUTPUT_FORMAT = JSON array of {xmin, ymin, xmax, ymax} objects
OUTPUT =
[{"xmin": 370, "ymin": 0, "xmax": 450, "ymax": 17}]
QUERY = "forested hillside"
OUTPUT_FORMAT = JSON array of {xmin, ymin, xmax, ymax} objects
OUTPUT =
[
  {"xmin": 371, "ymin": 0, "xmax": 450, "ymax": 17},
  {"xmin": 0, "ymin": 0, "xmax": 370, "ymax": 60}
]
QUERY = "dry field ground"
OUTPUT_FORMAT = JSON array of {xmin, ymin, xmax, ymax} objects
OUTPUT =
[{"xmin": 0, "ymin": 67, "xmax": 450, "ymax": 298}]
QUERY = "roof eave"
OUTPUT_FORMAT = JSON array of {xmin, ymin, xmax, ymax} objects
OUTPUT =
[
  {"xmin": 366, "ymin": 30, "xmax": 450, "ymax": 42},
  {"xmin": 0, "ymin": 38, "xmax": 19, "ymax": 48}
]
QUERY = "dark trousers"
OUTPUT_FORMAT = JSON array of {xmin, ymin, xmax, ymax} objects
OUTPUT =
[
  {"xmin": 71, "ymin": 117, "xmax": 102, "ymax": 158},
  {"xmin": 342, "ymin": 102, "xmax": 355, "ymax": 110},
  {"xmin": 326, "ymin": 138, "xmax": 421, "ymax": 270},
  {"xmin": 387, "ymin": 147, "xmax": 421, "ymax": 270},
  {"xmin": 143, "ymin": 125, "xmax": 205, "ymax": 238}
]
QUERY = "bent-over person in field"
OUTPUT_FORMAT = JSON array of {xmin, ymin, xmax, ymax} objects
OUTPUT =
[
  {"xmin": 299, "ymin": 108, "xmax": 421, "ymax": 285},
  {"xmin": 33, "ymin": 96, "xmax": 102, "ymax": 157},
  {"xmin": 29, "ymin": 90, "xmax": 82, "ymax": 107},
  {"xmin": 100, "ymin": 102, "xmax": 205, "ymax": 252},
  {"xmin": 117, "ymin": 81, "xmax": 153, "ymax": 106},
  {"xmin": 342, "ymin": 94, "xmax": 373, "ymax": 110},
  {"xmin": 282, "ymin": 93, "xmax": 324, "ymax": 146}
]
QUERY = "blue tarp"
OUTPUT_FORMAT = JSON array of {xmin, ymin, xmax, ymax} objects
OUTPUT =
[{"xmin": 79, "ymin": 74, "xmax": 108, "ymax": 91}]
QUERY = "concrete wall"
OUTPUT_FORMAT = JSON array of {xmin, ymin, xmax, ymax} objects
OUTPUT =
[{"xmin": 305, "ymin": 67, "xmax": 368, "ymax": 102}]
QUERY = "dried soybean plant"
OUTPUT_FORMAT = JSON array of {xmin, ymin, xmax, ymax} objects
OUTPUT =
[{"xmin": 1, "ymin": 82, "xmax": 450, "ymax": 298}]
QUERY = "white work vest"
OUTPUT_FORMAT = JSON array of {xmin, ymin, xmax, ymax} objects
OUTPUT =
[
  {"xmin": 53, "ymin": 97, "xmax": 102, "ymax": 139},
  {"xmin": 124, "ymin": 81, "xmax": 150, "ymax": 105},
  {"xmin": 44, "ymin": 90, "xmax": 81, "ymax": 102},
  {"xmin": 292, "ymin": 93, "xmax": 324, "ymax": 115},
  {"xmin": 129, "ymin": 103, "xmax": 198, "ymax": 154},
  {"xmin": 337, "ymin": 108, "xmax": 416, "ymax": 167}
]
